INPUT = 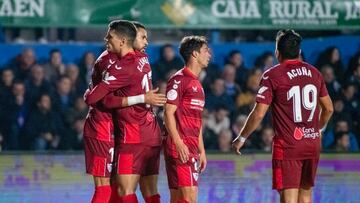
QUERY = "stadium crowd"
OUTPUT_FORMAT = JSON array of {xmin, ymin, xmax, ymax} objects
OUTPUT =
[{"xmin": 0, "ymin": 45, "xmax": 359, "ymax": 152}]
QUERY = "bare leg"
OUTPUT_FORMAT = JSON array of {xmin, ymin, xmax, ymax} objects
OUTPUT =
[
  {"xmin": 280, "ymin": 188, "xmax": 299, "ymax": 203},
  {"xmin": 298, "ymin": 186, "xmax": 312, "ymax": 203},
  {"xmin": 178, "ymin": 186, "xmax": 198, "ymax": 203}
]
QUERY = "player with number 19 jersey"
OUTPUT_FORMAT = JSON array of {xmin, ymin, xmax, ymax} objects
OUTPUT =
[{"xmin": 256, "ymin": 59, "xmax": 328, "ymax": 160}]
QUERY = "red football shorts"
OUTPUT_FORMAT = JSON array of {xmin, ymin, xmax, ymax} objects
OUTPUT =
[
  {"xmin": 272, "ymin": 158, "xmax": 319, "ymax": 190},
  {"xmin": 84, "ymin": 137, "xmax": 115, "ymax": 177},
  {"xmin": 115, "ymin": 144, "xmax": 161, "ymax": 176},
  {"xmin": 165, "ymin": 156, "xmax": 200, "ymax": 189}
]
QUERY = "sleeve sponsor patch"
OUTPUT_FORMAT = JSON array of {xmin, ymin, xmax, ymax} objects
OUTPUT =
[{"xmin": 167, "ymin": 89, "xmax": 178, "ymax": 101}]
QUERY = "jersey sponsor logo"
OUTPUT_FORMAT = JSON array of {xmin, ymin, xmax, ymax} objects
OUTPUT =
[
  {"xmin": 115, "ymin": 65, "xmax": 122, "ymax": 70},
  {"xmin": 293, "ymin": 127, "xmax": 320, "ymax": 140},
  {"xmin": 167, "ymin": 89, "xmax": 178, "ymax": 100},
  {"xmin": 173, "ymin": 80, "xmax": 181, "ymax": 89},
  {"xmin": 258, "ymin": 86, "xmax": 268, "ymax": 94},
  {"xmin": 190, "ymin": 99, "xmax": 205, "ymax": 107},
  {"xmin": 103, "ymin": 72, "xmax": 117, "ymax": 84}
]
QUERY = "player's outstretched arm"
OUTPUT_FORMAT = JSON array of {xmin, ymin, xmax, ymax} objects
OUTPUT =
[
  {"xmin": 101, "ymin": 87, "xmax": 167, "ymax": 109},
  {"xmin": 232, "ymin": 102, "xmax": 269, "ymax": 155},
  {"xmin": 198, "ymin": 126, "xmax": 207, "ymax": 173},
  {"xmin": 164, "ymin": 103, "xmax": 189, "ymax": 163},
  {"xmin": 318, "ymin": 95, "xmax": 334, "ymax": 130}
]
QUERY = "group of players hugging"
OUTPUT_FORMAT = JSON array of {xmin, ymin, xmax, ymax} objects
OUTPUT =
[{"xmin": 83, "ymin": 20, "xmax": 333, "ymax": 203}]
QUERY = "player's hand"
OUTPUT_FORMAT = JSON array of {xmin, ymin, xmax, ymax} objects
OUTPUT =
[
  {"xmin": 175, "ymin": 139, "xmax": 189, "ymax": 163},
  {"xmin": 232, "ymin": 137, "xmax": 245, "ymax": 155},
  {"xmin": 144, "ymin": 87, "xmax": 167, "ymax": 106},
  {"xmin": 199, "ymin": 152, "xmax": 207, "ymax": 173}
]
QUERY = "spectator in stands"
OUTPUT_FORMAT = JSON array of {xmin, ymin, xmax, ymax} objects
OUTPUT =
[
  {"xmin": 323, "ymin": 119, "xmax": 359, "ymax": 151},
  {"xmin": 316, "ymin": 46, "xmax": 345, "ymax": 82},
  {"xmin": 202, "ymin": 109, "xmax": 217, "ymax": 150},
  {"xmin": 222, "ymin": 64, "xmax": 241, "ymax": 101},
  {"xmin": 43, "ymin": 49, "xmax": 66, "ymax": 82},
  {"xmin": 341, "ymin": 83, "xmax": 359, "ymax": 118},
  {"xmin": 225, "ymin": 50, "xmax": 248, "ymax": 88},
  {"xmin": 11, "ymin": 47, "xmax": 36, "ymax": 80},
  {"xmin": 333, "ymin": 132, "xmax": 350, "ymax": 152},
  {"xmin": 51, "ymin": 76, "xmax": 75, "ymax": 117},
  {"xmin": 346, "ymin": 51, "xmax": 360, "ymax": 78},
  {"xmin": 231, "ymin": 114, "xmax": 247, "ymax": 138},
  {"xmin": 64, "ymin": 96, "xmax": 88, "ymax": 126},
  {"xmin": 79, "ymin": 51, "xmax": 96, "ymax": 85},
  {"xmin": 25, "ymin": 64, "xmax": 52, "ymax": 107},
  {"xmin": 327, "ymin": 96, "xmax": 352, "ymax": 131},
  {"xmin": 349, "ymin": 63, "xmax": 360, "ymax": 97},
  {"xmin": 206, "ymin": 105, "xmax": 230, "ymax": 135},
  {"xmin": 2, "ymin": 81, "xmax": 28, "ymax": 150},
  {"xmin": 0, "ymin": 68, "xmax": 15, "ymax": 105},
  {"xmin": 254, "ymin": 51, "xmax": 274, "ymax": 70},
  {"xmin": 217, "ymin": 129, "xmax": 233, "ymax": 152},
  {"xmin": 257, "ymin": 127, "xmax": 274, "ymax": 152},
  {"xmin": 24, "ymin": 94, "xmax": 65, "ymax": 150},
  {"xmin": 65, "ymin": 63, "xmax": 87, "ymax": 97},
  {"xmin": 321, "ymin": 65, "xmax": 341, "ymax": 99},
  {"xmin": 153, "ymin": 44, "xmax": 183, "ymax": 81},
  {"xmin": 199, "ymin": 63, "xmax": 221, "ymax": 93},
  {"xmin": 236, "ymin": 68, "xmax": 262, "ymax": 115},
  {"xmin": 60, "ymin": 118, "xmax": 85, "ymax": 150},
  {"xmin": 205, "ymin": 78, "xmax": 234, "ymax": 112}
]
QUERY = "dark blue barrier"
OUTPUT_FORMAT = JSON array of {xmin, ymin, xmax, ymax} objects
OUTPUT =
[{"xmin": 1, "ymin": 35, "xmax": 360, "ymax": 70}]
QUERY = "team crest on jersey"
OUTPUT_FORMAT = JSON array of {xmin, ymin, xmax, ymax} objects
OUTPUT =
[
  {"xmin": 192, "ymin": 172, "xmax": 199, "ymax": 181},
  {"xmin": 167, "ymin": 89, "xmax": 178, "ymax": 100},
  {"xmin": 107, "ymin": 163, "xmax": 113, "ymax": 173}
]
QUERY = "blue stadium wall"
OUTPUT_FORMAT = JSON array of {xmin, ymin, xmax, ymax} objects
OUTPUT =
[
  {"xmin": 0, "ymin": 153, "xmax": 359, "ymax": 203},
  {"xmin": 0, "ymin": 35, "xmax": 359, "ymax": 70}
]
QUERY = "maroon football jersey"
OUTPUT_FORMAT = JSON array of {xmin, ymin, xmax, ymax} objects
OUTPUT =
[
  {"xmin": 256, "ymin": 60, "xmax": 328, "ymax": 160},
  {"xmin": 85, "ymin": 51, "xmax": 161, "ymax": 146},
  {"xmin": 83, "ymin": 50, "xmax": 118, "ymax": 141},
  {"xmin": 165, "ymin": 67, "xmax": 205, "ymax": 159}
]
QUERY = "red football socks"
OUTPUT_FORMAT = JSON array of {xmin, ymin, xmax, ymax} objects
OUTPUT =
[
  {"xmin": 108, "ymin": 184, "xmax": 119, "ymax": 203},
  {"xmin": 144, "ymin": 194, "xmax": 161, "ymax": 203},
  {"xmin": 119, "ymin": 194, "xmax": 138, "ymax": 203},
  {"xmin": 177, "ymin": 200, "xmax": 190, "ymax": 203},
  {"xmin": 91, "ymin": 185, "xmax": 111, "ymax": 203}
]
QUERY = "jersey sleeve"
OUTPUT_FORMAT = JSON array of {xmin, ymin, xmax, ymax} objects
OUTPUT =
[
  {"xmin": 102, "ymin": 92, "xmax": 124, "ymax": 109},
  {"xmin": 84, "ymin": 62, "xmax": 130, "ymax": 105},
  {"xmin": 256, "ymin": 72, "xmax": 274, "ymax": 105},
  {"xmin": 166, "ymin": 76, "xmax": 184, "ymax": 107}
]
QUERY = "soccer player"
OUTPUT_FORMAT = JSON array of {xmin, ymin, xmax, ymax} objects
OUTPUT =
[
  {"xmin": 83, "ymin": 20, "xmax": 165, "ymax": 203},
  {"xmin": 232, "ymin": 29, "xmax": 334, "ymax": 203},
  {"xmin": 164, "ymin": 36, "xmax": 211, "ymax": 203},
  {"xmin": 84, "ymin": 20, "xmax": 162, "ymax": 203}
]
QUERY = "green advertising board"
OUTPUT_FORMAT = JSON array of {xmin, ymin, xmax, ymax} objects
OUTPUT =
[{"xmin": 0, "ymin": 0, "xmax": 359, "ymax": 29}]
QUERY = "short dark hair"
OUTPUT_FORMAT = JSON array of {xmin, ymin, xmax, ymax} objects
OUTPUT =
[
  {"xmin": 108, "ymin": 20, "xmax": 137, "ymax": 46},
  {"xmin": 276, "ymin": 29, "xmax": 302, "ymax": 60},
  {"xmin": 132, "ymin": 21, "xmax": 146, "ymax": 30},
  {"xmin": 50, "ymin": 48, "xmax": 61, "ymax": 56},
  {"xmin": 179, "ymin": 35, "xmax": 207, "ymax": 63}
]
